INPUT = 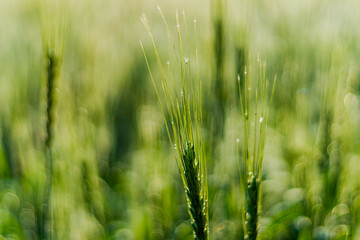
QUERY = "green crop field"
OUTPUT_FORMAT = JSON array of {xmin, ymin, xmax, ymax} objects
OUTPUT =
[{"xmin": 1, "ymin": 0, "xmax": 360, "ymax": 239}]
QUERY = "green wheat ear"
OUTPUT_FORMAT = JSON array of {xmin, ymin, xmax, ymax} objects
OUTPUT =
[
  {"xmin": 45, "ymin": 50, "xmax": 58, "ymax": 149},
  {"xmin": 141, "ymin": 8, "xmax": 209, "ymax": 240},
  {"xmin": 237, "ymin": 61, "xmax": 276, "ymax": 240},
  {"xmin": 245, "ymin": 172, "xmax": 259, "ymax": 240},
  {"xmin": 183, "ymin": 142, "xmax": 207, "ymax": 240}
]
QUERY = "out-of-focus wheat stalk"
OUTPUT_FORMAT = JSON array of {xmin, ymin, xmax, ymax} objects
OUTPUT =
[{"xmin": 40, "ymin": 0, "xmax": 66, "ymax": 238}]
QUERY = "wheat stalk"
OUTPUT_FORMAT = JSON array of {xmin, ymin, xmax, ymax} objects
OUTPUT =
[
  {"xmin": 238, "ymin": 61, "xmax": 276, "ymax": 240},
  {"xmin": 141, "ymin": 8, "xmax": 209, "ymax": 240},
  {"xmin": 39, "ymin": 49, "xmax": 59, "ymax": 240},
  {"xmin": 40, "ymin": 0, "xmax": 65, "ymax": 236}
]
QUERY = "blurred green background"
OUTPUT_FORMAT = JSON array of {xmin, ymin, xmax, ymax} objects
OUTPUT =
[{"xmin": 1, "ymin": 0, "xmax": 360, "ymax": 239}]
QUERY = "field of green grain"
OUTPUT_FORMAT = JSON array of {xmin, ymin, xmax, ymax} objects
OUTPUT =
[{"xmin": 1, "ymin": 0, "xmax": 360, "ymax": 239}]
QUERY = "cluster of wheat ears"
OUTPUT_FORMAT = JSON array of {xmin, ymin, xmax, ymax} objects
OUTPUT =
[{"xmin": 139, "ymin": 8, "xmax": 276, "ymax": 240}]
